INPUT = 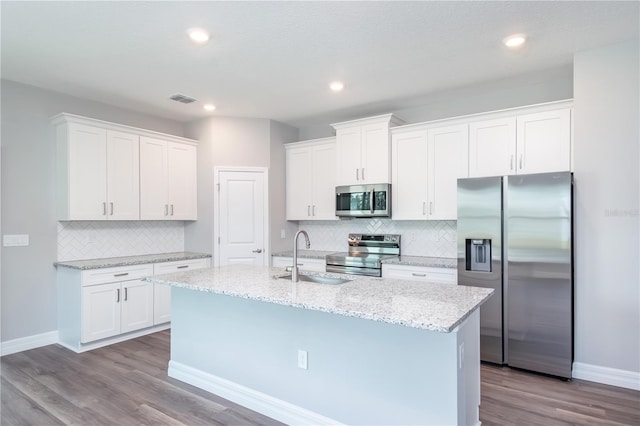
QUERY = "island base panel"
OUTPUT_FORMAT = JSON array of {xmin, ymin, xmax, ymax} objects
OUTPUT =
[{"xmin": 169, "ymin": 287, "xmax": 480, "ymax": 425}]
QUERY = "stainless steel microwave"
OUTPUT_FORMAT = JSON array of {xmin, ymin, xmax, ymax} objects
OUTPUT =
[{"xmin": 335, "ymin": 183, "xmax": 391, "ymax": 218}]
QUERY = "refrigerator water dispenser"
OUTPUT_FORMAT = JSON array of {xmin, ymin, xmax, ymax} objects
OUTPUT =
[{"xmin": 466, "ymin": 239, "xmax": 491, "ymax": 272}]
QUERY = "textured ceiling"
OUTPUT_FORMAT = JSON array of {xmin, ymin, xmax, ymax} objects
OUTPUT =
[{"xmin": 1, "ymin": 1, "xmax": 638, "ymax": 128}]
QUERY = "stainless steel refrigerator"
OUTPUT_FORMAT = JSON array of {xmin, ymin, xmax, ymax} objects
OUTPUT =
[{"xmin": 457, "ymin": 172, "xmax": 573, "ymax": 379}]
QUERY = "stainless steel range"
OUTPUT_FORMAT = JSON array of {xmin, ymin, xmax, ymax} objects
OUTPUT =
[{"xmin": 326, "ymin": 233, "xmax": 401, "ymax": 277}]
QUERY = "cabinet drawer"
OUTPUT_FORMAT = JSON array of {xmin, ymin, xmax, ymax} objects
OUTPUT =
[
  {"xmin": 382, "ymin": 264, "xmax": 456, "ymax": 284},
  {"xmin": 153, "ymin": 258, "xmax": 210, "ymax": 275},
  {"xmin": 81, "ymin": 264, "xmax": 154, "ymax": 287}
]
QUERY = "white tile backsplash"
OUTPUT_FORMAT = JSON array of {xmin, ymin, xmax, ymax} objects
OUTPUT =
[
  {"xmin": 296, "ymin": 219, "xmax": 457, "ymax": 258},
  {"xmin": 57, "ymin": 221, "xmax": 184, "ymax": 261}
]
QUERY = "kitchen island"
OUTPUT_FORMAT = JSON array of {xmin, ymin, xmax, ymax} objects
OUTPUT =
[{"xmin": 146, "ymin": 265, "xmax": 493, "ymax": 425}]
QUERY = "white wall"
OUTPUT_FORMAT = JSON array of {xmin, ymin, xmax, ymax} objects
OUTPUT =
[
  {"xmin": 0, "ymin": 80, "xmax": 186, "ymax": 342},
  {"xmin": 573, "ymin": 40, "xmax": 639, "ymax": 378}
]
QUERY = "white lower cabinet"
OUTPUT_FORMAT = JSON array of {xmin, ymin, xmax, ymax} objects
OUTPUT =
[
  {"xmin": 272, "ymin": 256, "xmax": 325, "ymax": 272},
  {"xmin": 152, "ymin": 258, "xmax": 211, "ymax": 324},
  {"xmin": 81, "ymin": 278, "xmax": 153, "ymax": 342},
  {"xmin": 74, "ymin": 263, "xmax": 154, "ymax": 344},
  {"xmin": 57, "ymin": 257, "xmax": 211, "ymax": 352},
  {"xmin": 382, "ymin": 264, "xmax": 456, "ymax": 284}
]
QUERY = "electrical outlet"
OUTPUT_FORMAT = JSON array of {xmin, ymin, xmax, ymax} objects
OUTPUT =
[
  {"xmin": 281, "ymin": 229, "xmax": 286, "ymax": 239},
  {"xmin": 297, "ymin": 349, "xmax": 308, "ymax": 370}
]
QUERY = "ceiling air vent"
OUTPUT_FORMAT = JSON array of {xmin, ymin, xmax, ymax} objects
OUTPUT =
[{"xmin": 169, "ymin": 94, "xmax": 197, "ymax": 104}]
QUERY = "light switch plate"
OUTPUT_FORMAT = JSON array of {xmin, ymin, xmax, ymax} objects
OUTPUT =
[{"xmin": 3, "ymin": 234, "xmax": 30, "ymax": 247}]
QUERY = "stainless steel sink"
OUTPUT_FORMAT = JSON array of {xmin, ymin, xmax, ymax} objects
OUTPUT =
[{"xmin": 275, "ymin": 273, "xmax": 351, "ymax": 285}]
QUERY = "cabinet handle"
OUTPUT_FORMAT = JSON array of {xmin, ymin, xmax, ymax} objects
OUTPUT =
[
  {"xmin": 370, "ymin": 188, "xmax": 374, "ymax": 214},
  {"xmin": 252, "ymin": 249, "xmax": 263, "ymax": 253},
  {"xmin": 362, "ymin": 168, "xmax": 365, "ymax": 181},
  {"xmin": 177, "ymin": 265, "xmax": 189, "ymax": 269},
  {"xmin": 356, "ymin": 168, "xmax": 359, "ymax": 181},
  {"xmin": 116, "ymin": 288, "xmax": 120, "ymax": 303},
  {"xmin": 124, "ymin": 287, "xmax": 128, "ymax": 301},
  {"xmin": 510, "ymin": 155, "xmax": 514, "ymax": 171},
  {"xmin": 103, "ymin": 202, "xmax": 107, "ymax": 216},
  {"xmin": 307, "ymin": 205, "xmax": 311, "ymax": 216},
  {"xmin": 312, "ymin": 205, "xmax": 316, "ymax": 216},
  {"xmin": 429, "ymin": 202, "xmax": 433, "ymax": 215},
  {"xmin": 411, "ymin": 273, "xmax": 427, "ymax": 277},
  {"xmin": 114, "ymin": 272, "xmax": 129, "ymax": 277},
  {"xmin": 164, "ymin": 205, "xmax": 169, "ymax": 216},
  {"xmin": 519, "ymin": 155, "xmax": 523, "ymax": 170},
  {"xmin": 110, "ymin": 202, "xmax": 114, "ymax": 216},
  {"xmin": 171, "ymin": 204, "xmax": 174, "ymax": 216},
  {"xmin": 422, "ymin": 202, "xmax": 426, "ymax": 216}
]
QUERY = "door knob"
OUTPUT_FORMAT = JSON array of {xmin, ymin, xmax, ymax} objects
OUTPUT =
[{"xmin": 252, "ymin": 249, "xmax": 263, "ymax": 253}]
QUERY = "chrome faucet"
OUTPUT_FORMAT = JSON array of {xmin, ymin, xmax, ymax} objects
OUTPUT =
[{"xmin": 292, "ymin": 230, "xmax": 311, "ymax": 282}]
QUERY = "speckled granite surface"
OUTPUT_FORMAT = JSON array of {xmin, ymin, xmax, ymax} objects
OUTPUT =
[
  {"xmin": 381, "ymin": 256, "xmax": 457, "ymax": 269},
  {"xmin": 271, "ymin": 250, "xmax": 338, "ymax": 259},
  {"xmin": 54, "ymin": 252, "xmax": 212, "ymax": 270},
  {"xmin": 145, "ymin": 265, "xmax": 493, "ymax": 333}
]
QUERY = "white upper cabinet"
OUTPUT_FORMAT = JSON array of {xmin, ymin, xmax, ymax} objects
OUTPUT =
[
  {"xmin": 55, "ymin": 120, "xmax": 139, "ymax": 221},
  {"xmin": 333, "ymin": 114, "xmax": 404, "ymax": 186},
  {"xmin": 106, "ymin": 130, "xmax": 140, "ymax": 220},
  {"xmin": 286, "ymin": 138, "xmax": 337, "ymax": 220},
  {"xmin": 516, "ymin": 109, "xmax": 571, "ymax": 174},
  {"xmin": 391, "ymin": 129, "xmax": 428, "ymax": 220},
  {"xmin": 469, "ymin": 117, "xmax": 516, "ymax": 178},
  {"xmin": 427, "ymin": 124, "xmax": 469, "ymax": 220},
  {"xmin": 140, "ymin": 137, "xmax": 197, "ymax": 220},
  {"xmin": 469, "ymin": 105, "xmax": 571, "ymax": 177},
  {"xmin": 392, "ymin": 124, "xmax": 468, "ymax": 220},
  {"xmin": 53, "ymin": 113, "xmax": 198, "ymax": 222}
]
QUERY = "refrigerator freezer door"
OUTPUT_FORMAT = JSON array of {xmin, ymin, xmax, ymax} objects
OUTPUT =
[
  {"xmin": 506, "ymin": 172, "xmax": 573, "ymax": 378},
  {"xmin": 457, "ymin": 176, "xmax": 504, "ymax": 364}
]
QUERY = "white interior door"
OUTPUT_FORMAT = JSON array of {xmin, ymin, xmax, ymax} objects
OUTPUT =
[{"xmin": 217, "ymin": 169, "xmax": 268, "ymax": 266}]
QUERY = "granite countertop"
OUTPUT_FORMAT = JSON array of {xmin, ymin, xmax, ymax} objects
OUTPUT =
[
  {"xmin": 271, "ymin": 250, "xmax": 338, "ymax": 259},
  {"xmin": 54, "ymin": 252, "xmax": 212, "ymax": 270},
  {"xmin": 145, "ymin": 265, "xmax": 493, "ymax": 333},
  {"xmin": 381, "ymin": 256, "xmax": 457, "ymax": 269}
]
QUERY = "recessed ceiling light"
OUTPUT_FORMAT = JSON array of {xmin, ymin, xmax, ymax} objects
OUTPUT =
[
  {"xmin": 203, "ymin": 104, "xmax": 216, "ymax": 112},
  {"xmin": 329, "ymin": 81, "xmax": 344, "ymax": 92},
  {"xmin": 503, "ymin": 33, "xmax": 527, "ymax": 49},
  {"xmin": 188, "ymin": 28, "xmax": 210, "ymax": 44}
]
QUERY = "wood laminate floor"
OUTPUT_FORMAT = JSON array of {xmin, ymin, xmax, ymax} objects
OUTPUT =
[{"xmin": 1, "ymin": 330, "xmax": 639, "ymax": 425}]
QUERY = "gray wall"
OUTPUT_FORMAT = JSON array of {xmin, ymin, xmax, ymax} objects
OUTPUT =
[
  {"xmin": 297, "ymin": 66, "xmax": 574, "ymax": 140},
  {"xmin": 183, "ymin": 116, "xmax": 298, "ymax": 258},
  {"xmin": 269, "ymin": 121, "xmax": 299, "ymax": 253},
  {"xmin": 573, "ymin": 39, "xmax": 639, "ymax": 373},
  {"xmin": 0, "ymin": 80, "xmax": 185, "ymax": 342}
]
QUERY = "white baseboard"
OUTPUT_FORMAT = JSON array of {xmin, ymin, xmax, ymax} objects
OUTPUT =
[
  {"xmin": 168, "ymin": 360, "xmax": 342, "ymax": 426},
  {"xmin": 2, "ymin": 324, "xmax": 171, "ymax": 356},
  {"xmin": 61, "ymin": 323, "xmax": 171, "ymax": 353},
  {"xmin": 1, "ymin": 331, "xmax": 59, "ymax": 356},
  {"xmin": 573, "ymin": 362, "xmax": 640, "ymax": 391}
]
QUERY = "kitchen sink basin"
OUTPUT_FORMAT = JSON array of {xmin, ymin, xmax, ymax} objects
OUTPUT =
[{"xmin": 275, "ymin": 273, "xmax": 351, "ymax": 285}]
